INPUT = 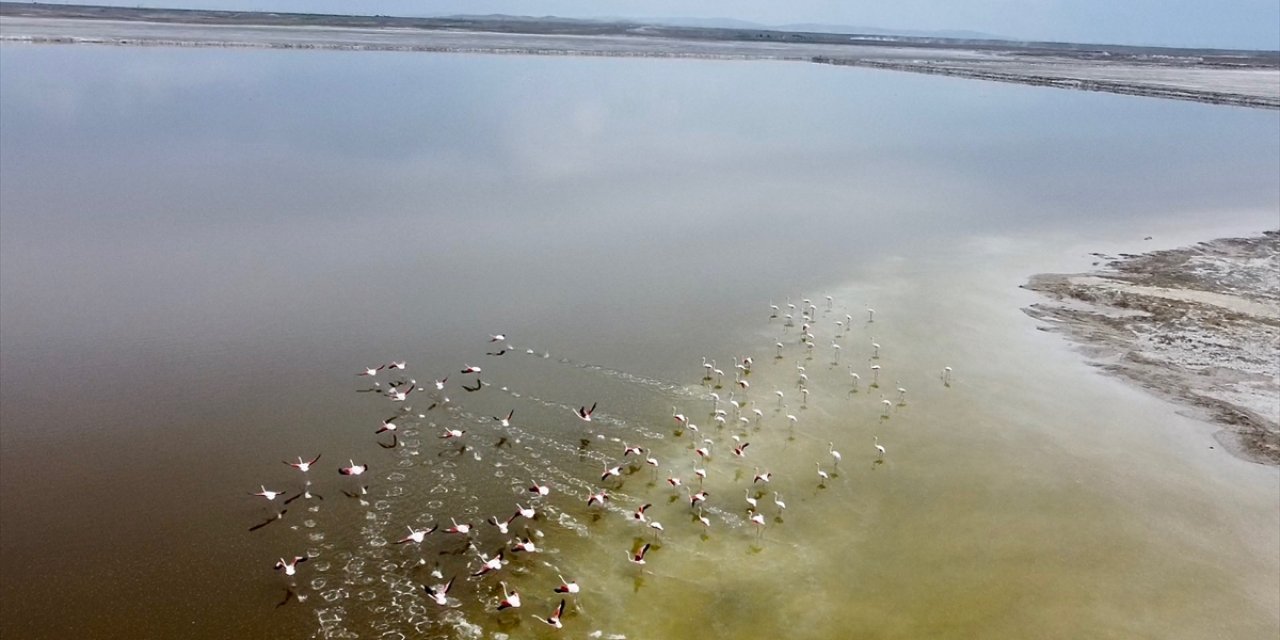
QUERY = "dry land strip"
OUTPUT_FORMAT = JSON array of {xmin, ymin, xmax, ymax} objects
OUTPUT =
[{"xmin": 2, "ymin": 3, "xmax": 1277, "ymax": 109}]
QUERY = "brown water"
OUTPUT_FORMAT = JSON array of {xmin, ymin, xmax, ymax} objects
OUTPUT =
[{"xmin": 1, "ymin": 45, "xmax": 1278, "ymax": 639}]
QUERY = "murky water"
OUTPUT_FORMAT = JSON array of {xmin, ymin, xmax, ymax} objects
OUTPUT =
[{"xmin": 1, "ymin": 45, "xmax": 1277, "ymax": 639}]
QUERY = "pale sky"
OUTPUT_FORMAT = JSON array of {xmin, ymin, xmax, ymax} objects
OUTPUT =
[{"xmin": 32, "ymin": 0, "xmax": 1280, "ymax": 49}]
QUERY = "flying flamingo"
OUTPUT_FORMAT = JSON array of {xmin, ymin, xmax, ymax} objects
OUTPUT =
[
  {"xmin": 274, "ymin": 555, "xmax": 307, "ymax": 576},
  {"xmin": 627, "ymin": 542, "xmax": 652, "ymax": 565},
  {"xmin": 534, "ymin": 599, "xmax": 567, "ymax": 628},
  {"xmin": 284, "ymin": 455, "xmax": 321, "ymax": 473},
  {"xmin": 394, "ymin": 524, "xmax": 437, "ymax": 545},
  {"xmin": 424, "ymin": 576, "xmax": 454, "ymax": 605},
  {"xmin": 250, "ymin": 485, "xmax": 287, "ymax": 500}
]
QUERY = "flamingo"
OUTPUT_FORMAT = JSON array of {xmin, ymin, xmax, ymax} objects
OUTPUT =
[
  {"xmin": 487, "ymin": 513, "xmax": 517, "ymax": 535},
  {"xmin": 497, "ymin": 582, "xmax": 521, "ymax": 610},
  {"xmin": 632, "ymin": 503, "xmax": 652, "ymax": 523},
  {"xmin": 648, "ymin": 521, "xmax": 665, "ymax": 539},
  {"xmin": 357, "ymin": 365, "xmax": 385, "ymax": 377},
  {"xmin": 875, "ymin": 436, "xmax": 886, "ymax": 459},
  {"xmin": 424, "ymin": 576, "xmax": 454, "ymax": 605},
  {"xmin": 695, "ymin": 441, "xmax": 712, "ymax": 458},
  {"xmin": 688, "ymin": 489, "xmax": 709, "ymax": 508},
  {"xmin": 628, "ymin": 543, "xmax": 651, "ymax": 565},
  {"xmin": 375, "ymin": 417, "xmax": 398, "ymax": 434},
  {"xmin": 554, "ymin": 575, "xmax": 580, "ymax": 594},
  {"xmin": 493, "ymin": 410, "xmax": 514, "ymax": 427},
  {"xmin": 338, "ymin": 460, "xmax": 367, "ymax": 476},
  {"xmin": 444, "ymin": 518, "xmax": 471, "ymax": 535},
  {"xmin": 672, "ymin": 407, "xmax": 688, "ymax": 425},
  {"xmin": 471, "ymin": 550, "xmax": 505, "ymax": 577},
  {"xmin": 394, "ymin": 524, "xmax": 437, "ymax": 545},
  {"xmin": 284, "ymin": 455, "xmax": 321, "ymax": 473},
  {"xmin": 828, "ymin": 442, "xmax": 842, "ymax": 466},
  {"xmin": 574, "ymin": 403, "xmax": 597, "ymax": 422},
  {"xmin": 535, "ymin": 599, "xmax": 567, "ymax": 628},
  {"xmin": 274, "ymin": 555, "xmax": 307, "ymax": 576},
  {"xmin": 387, "ymin": 382, "xmax": 416, "ymax": 401}
]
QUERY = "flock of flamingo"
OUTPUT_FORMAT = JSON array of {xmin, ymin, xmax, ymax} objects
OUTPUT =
[{"xmin": 244, "ymin": 295, "xmax": 953, "ymax": 635}]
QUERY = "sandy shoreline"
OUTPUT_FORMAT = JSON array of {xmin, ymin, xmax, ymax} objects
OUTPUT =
[
  {"xmin": 1, "ymin": 9, "xmax": 1277, "ymax": 109},
  {"xmin": 1024, "ymin": 232, "xmax": 1280, "ymax": 465}
]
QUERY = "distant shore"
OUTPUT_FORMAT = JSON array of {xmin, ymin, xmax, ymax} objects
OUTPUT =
[
  {"xmin": 2, "ymin": 3, "xmax": 1277, "ymax": 109},
  {"xmin": 1024, "ymin": 232, "xmax": 1280, "ymax": 465}
]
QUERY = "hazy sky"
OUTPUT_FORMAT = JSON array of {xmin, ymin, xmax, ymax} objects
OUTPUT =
[{"xmin": 30, "ymin": 0, "xmax": 1280, "ymax": 49}]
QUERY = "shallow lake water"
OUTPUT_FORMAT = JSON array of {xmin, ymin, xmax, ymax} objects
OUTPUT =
[{"xmin": 1, "ymin": 45, "xmax": 1278, "ymax": 639}]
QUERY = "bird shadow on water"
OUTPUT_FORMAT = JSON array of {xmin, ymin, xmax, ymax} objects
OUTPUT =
[{"xmin": 248, "ymin": 510, "xmax": 287, "ymax": 532}]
